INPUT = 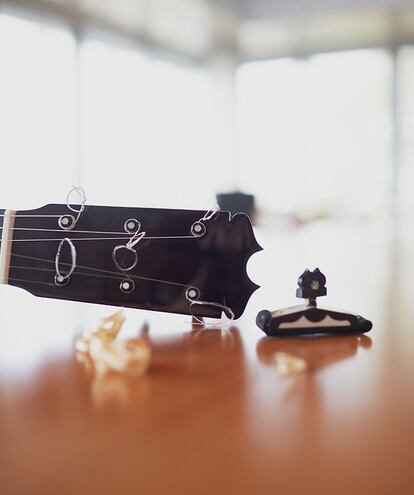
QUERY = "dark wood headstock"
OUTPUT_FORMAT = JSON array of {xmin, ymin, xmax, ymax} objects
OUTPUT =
[{"xmin": 1, "ymin": 204, "xmax": 262, "ymax": 319}]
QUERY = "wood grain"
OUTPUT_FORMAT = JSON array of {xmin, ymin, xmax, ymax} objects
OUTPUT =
[{"xmin": 0, "ymin": 219, "xmax": 413, "ymax": 495}]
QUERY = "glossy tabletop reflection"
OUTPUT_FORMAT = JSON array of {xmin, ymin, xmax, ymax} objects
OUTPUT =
[{"xmin": 1, "ymin": 219, "xmax": 413, "ymax": 495}]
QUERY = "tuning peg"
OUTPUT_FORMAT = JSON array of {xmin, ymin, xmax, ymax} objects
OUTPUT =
[{"xmin": 296, "ymin": 268, "xmax": 326, "ymax": 304}]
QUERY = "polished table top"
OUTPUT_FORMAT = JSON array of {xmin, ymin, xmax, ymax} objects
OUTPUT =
[{"xmin": 1, "ymin": 218, "xmax": 413, "ymax": 494}]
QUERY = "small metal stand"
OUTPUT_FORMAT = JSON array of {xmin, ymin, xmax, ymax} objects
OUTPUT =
[{"xmin": 256, "ymin": 268, "xmax": 372, "ymax": 337}]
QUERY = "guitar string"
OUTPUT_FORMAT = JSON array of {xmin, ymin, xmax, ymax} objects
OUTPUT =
[
  {"xmin": 4, "ymin": 249, "xmax": 234, "ymax": 323},
  {"xmin": 0, "ymin": 222, "xmax": 209, "ymax": 289},
  {"xmin": 0, "ymin": 212, "xmax": 212, "ymax": 218},
  {"xmin": 7, "ymin": 276, "xmax": 55, "ymax": 287},
  {"xmin": 0, "ymin": 234, "xmax": 201, "ymax": 242},
  {"xmin": 8, "ymin": 264, "xmax": 131, "ymax": 282},
  {"xmin": 0, "ymin": 214, "xmax": 63, "ymax": 218},
  {"xmin": 8, "ymin": 252, "xmax": 195, "ymax": 289},
  {"xmin": 5, "ymin": 269, "xmax": 232, "ymax": 322},
  {"xmin": 5, "ymin": 271, "xmax": 233, "ymax": 323},
  {"xmin": 0, "ymin": 227, "xmax": 139, "ymax": 234},
  {"xmin": 0, "ymin": 224, "xmax": 206, "ymax": 239},
  {"xmin": 0, "ymin": 207, "xmax": 214, "ymax": 239},
  {"xmin": 1, "ymin": 210, "xmax": 231, "ymax": 317},
  {"xmin": 0, "ymin": 227, "xmax": 204, "ymax": 237},
  {"xmin": 7, "ymin": 263, "xmax": 201, "ymax": 291},
  {"xmin": 0, "ymin": 218, "xmax": 210, "ymax": 289}
]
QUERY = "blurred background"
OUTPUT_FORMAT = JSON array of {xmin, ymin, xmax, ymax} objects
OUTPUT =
[
  {"xmin": 0, "ymin": 0, "xmax": 413, "ymax": 222},
  {"xmin": 2, "ymin": 5, "xmax": 414, "ymax": 494}
]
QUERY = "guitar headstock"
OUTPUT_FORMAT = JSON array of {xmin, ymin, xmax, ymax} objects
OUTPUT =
[{"xmin": 3, "ymin": 203, "xmax": 262, "ymax": 319}]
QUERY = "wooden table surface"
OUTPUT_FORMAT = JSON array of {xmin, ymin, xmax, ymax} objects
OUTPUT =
[{"xmin": 1, "ymin": 219, "xmax": 413, "ymax": 495}]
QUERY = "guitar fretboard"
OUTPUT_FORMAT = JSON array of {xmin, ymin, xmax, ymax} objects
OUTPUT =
[{"xmin": 0, "ymin": 209, "xmax": 16, "ymax": 284}]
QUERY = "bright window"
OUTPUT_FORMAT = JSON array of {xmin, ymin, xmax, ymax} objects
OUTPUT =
[
  {"xmin": 399, "ymin": 45, "xmax": 414, "ymax": 216},
  {"xmin": 80, "ymin": 37, "xmax": 220, "ymax": 209},
  {"xmin": 0, "ymin": 13, "xmax": 76, "ymax": 210},
  {"xmin": 0, "ymin": 13, "xmax": 226, "ymax": 212},
  {"xmin": 236, "ymin": 49, "xmax": 393, "ymax": 217}
]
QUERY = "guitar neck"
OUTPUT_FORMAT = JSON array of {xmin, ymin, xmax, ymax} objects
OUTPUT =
[
  {"xmin": 0, "ymin": 204, "xmax": 261, "ymax": 319},
  {"xmin": 0, "ymin": 208, "xmax": 16, "ymax": 285}
]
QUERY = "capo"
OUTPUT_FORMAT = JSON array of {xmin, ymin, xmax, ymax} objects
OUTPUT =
[{"xmin": 256, "ymin": 268, "xmax": 372, "ymax": 337}]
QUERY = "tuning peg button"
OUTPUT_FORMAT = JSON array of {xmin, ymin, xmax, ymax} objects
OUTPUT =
[{"xmin": 296, "ymin": 268, "xmax": 327, "ymax": 302}]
